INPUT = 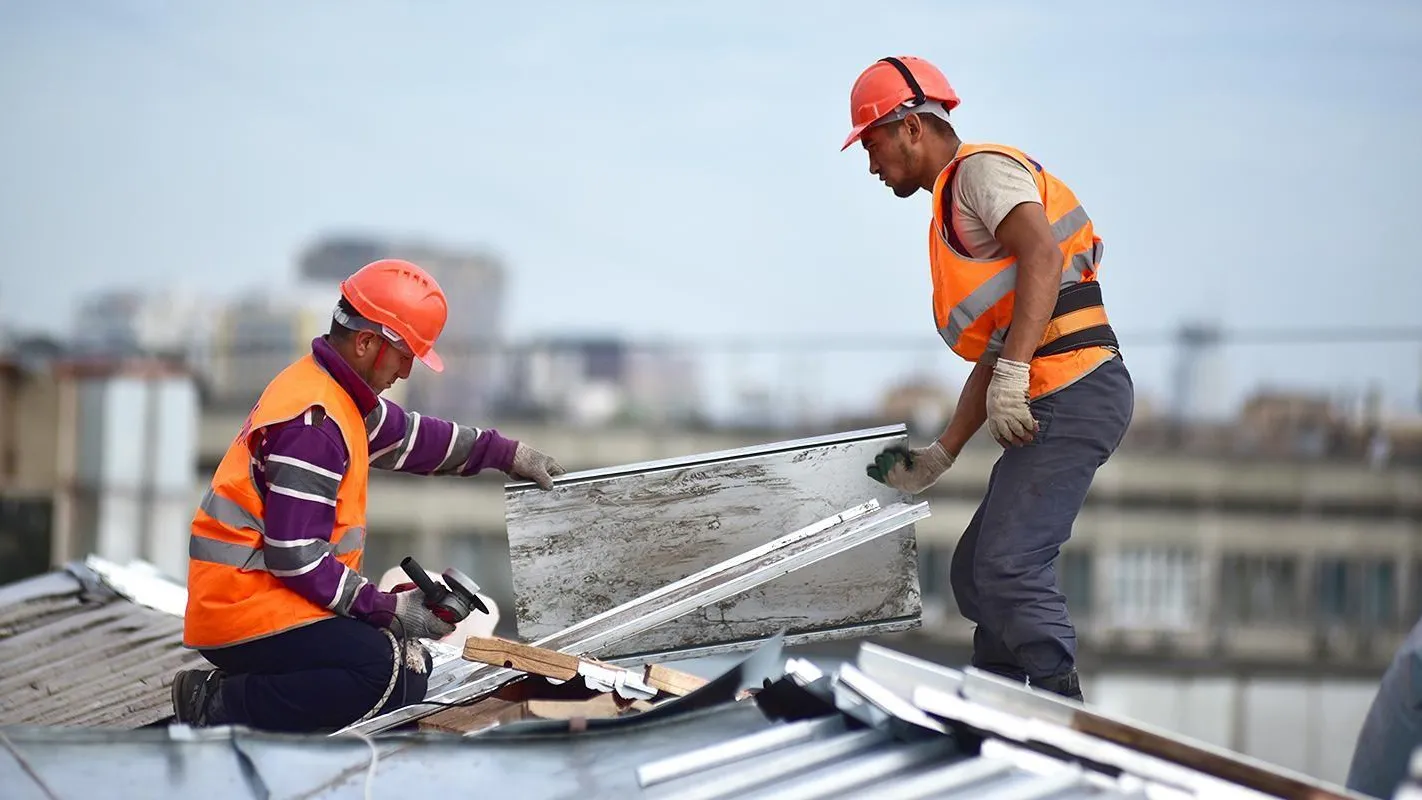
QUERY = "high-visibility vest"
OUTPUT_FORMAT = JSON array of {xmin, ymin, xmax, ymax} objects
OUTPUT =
[
  {"xmin": 183, "ymin": 353, "xmax": 370, "ymax": 649},
  {"xmin": 929, "ymin": 143, "xmax": 1119, "ymax": 399}
]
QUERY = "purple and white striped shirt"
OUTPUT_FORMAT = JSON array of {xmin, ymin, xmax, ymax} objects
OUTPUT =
[{"xmin": 251, "ymin": 336, "xmax": 518, "ymax": 626}]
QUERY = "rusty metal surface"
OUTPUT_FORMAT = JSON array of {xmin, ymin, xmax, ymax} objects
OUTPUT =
[
  {"xmin": 0, "ymin": 563, "xmax": 206, "ymax": 729},
  {"xmin": 504, "ymin": 425, "xmax": 924, "ymax": 658}
]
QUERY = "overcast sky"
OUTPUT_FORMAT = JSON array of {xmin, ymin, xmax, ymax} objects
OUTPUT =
[{"xmin": 2, "ymin": 0, "xmax": 1419, "ymax": 422}]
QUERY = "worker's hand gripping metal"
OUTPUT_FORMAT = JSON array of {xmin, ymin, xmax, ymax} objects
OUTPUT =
[{"xmin": 399, "ymin": 556, "xmax": 489, "ymax": 626}]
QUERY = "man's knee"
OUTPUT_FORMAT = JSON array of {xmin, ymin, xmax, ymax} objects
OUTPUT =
[{"xmin": 326, "ymin": 621, "xmax": 405, "ymax": 703}]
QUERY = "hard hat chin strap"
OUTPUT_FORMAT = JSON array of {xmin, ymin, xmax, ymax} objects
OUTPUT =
[{"xmin": 878, "ymin": 56, "xmax": 927, "ymax": 107}]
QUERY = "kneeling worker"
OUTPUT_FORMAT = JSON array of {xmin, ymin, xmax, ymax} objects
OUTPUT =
[{"xmin": 172, "ymin": 258, "xmax": 565, "ymax": 732}]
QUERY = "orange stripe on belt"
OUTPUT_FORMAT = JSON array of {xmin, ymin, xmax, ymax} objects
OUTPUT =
[{"xmin": 1039, "ymin": 306, "xmax": 1109, "ymax": 348}]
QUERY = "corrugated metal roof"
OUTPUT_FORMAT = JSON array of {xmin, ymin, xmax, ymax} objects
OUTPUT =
[
  {"xmin": 0, "ymin": 701, "xmax": 776, "ymax": 800},
  {"xmin": 0, "ymin": 627, "xmax": 1372, "ymax": 800},
  {"xmin": 0, "ymin": 558, "xmax": 205, "ymax": 729}
]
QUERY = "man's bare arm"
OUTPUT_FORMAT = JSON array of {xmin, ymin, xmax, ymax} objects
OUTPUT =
[
  {"xmin": 937, "ymin": 355, "xmax": 995, "ymax": 457},
  {"xmin": 994, "ymin": 202, "xmax": 1063, "ymax": 364}
]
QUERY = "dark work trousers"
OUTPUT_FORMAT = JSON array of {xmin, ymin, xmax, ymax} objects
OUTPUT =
[
  {"xmin": 950, "ymin": 354, "xmax": 1134, "ymax": 682},
  {"xmin": 1346, "ymin": 612, "xmax": 1422, "ymax": 799},
  {"xmin": 200, "ymin": 616, "xmax": 431, "ymax": 733}
]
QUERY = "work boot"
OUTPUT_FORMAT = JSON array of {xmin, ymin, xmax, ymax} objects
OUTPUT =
[
  {"xmin": 171, "ymin": 669, "xmax": 228, "ymax": 726},
  {"xmin": 1031, "ymin": 669, "xmax": 1084, "ymax": 703}
]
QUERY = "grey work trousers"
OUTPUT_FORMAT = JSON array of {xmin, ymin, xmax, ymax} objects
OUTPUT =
[
  {"xmin": 950, "ymin": 354, "xmax": 1134, "ymax": 682},
  {"xmin": 1346, "ymin": 613, "xmax": 1422, "ymax": 799}
]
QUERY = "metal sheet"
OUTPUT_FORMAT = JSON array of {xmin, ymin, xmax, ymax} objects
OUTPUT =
[
  {"xmin": 504, "ymin": 425, "xmax": 924, "ymax": 657},
  {"xmin": 339, "ymin": 500, "xmax": 928, "ymax": 735},
  {"xmin": 636, "ymin": 715, "xmax": 847, "ymax": 788}
]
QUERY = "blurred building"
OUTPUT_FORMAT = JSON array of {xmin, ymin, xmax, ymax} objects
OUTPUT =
[
  {"xmin": 1169, "ymin": 320, "xmax": 1232, "ymax": 423},
  {"xmin": 70, "ymin": 290, "xmax": 214, "ymax": 374},
  {"xmin": 298, "ymin": 234, "xmax": 506, "ymax": 422},
  {"xmin": 0, "ymin": 344, "xmax": 198, "ymax": 585},
  {"xmin": 496, "ymin": 336, "xmax": 702, "ymax": 427},
  {"xmin": 876, "ymin": 375, "xmax": 956, "ymax": 438}
]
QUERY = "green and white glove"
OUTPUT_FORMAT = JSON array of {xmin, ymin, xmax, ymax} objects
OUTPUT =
[{"xmin": 866, "ymin": 442, "xmax": 955, "ymax": 495}]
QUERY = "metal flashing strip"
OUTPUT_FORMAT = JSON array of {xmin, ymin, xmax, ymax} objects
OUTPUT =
[
  {"xmin": 336, "ymin": 499, "xmax": 930, "ymax": 736},
  {"xmin": 832, "ymin": 663, "xmax": 947, "ymax": 735},
  {"xmin": 848, "ymin": 755, "xmax": 1018, "ymax": 800},
  {"xmin": 741, "ymin": 738, "xmax": 961, "ymax": 800},
  {"xmin": 855, "ymin": 642, "xmax": 965, "ymax": 704},
  {"xmin": 658, "ymin": 728, "xmax": 893, "ymax": 800},
  {"xmin": 503, "ymin": 424, "xmax": 909, "ymax": 490},
  {"xmin": 912, "ymin": 681, "xmax": 1363, "ymax": 800},
  {"xmin": 637, "ymin": 715, "xmax": 848, "ymax": 788},
  {"xmin": 600, "ymin": 617, "xmax": 921, "ymax": 669}
]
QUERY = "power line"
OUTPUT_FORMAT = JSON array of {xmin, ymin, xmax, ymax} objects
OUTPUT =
[{"xmin": 150, "ymin": 325, "xmax": 1422, "ymax": 358}]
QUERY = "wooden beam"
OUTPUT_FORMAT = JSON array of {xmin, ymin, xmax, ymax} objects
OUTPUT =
[{"xmin": 462, "ymin": 636, "xmax": 710, "ymax": 698}]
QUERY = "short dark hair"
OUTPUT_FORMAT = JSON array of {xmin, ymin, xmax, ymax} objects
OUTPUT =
[
  {"xmin": 916, "ymin": 112, "xmax": 956, "ymax": 139},
  {"xmin": 328, "ymin": 297, "xmax": 362, "ymax": 340}
]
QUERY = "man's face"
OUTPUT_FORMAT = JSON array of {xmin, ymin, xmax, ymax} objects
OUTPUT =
[
  {"xmin": 861, "ymin": 120, "xmax": 921, "ymax": 198},
  {"xmin": 350, "ymin": 331, "xmax": 415, "ymax": 394}
]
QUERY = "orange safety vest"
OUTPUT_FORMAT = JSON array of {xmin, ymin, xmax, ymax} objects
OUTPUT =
[
  {"xmin": 183, "ymin": 353, "xmax": 371, "ymax": 649},
  {"xmin": 929, "ymin": 143, "xmax": 1119, "ymax": 399}
]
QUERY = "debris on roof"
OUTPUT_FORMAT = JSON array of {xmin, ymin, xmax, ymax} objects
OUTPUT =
[{"xmin": 0, "ymin": 556, "xmax": 205, "ymax": 729}]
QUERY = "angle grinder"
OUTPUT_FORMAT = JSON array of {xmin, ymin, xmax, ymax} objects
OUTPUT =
[{"xmin": 399, "ymin": 556, "xmax": 489, "ymax": 625}]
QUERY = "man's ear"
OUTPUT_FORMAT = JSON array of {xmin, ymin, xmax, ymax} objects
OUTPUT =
[
  {"xmin": 353, "ymin": 331, "xmax": 379, "ymax": 359},
  {"xmin": 903, "ymin": 113, "xmax": 925, "ymax": 143}
]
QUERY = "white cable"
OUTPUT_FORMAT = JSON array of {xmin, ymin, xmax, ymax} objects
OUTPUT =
[{"xmin": 348, "ymin": 731, "xmax": 380, "ymax": 800}]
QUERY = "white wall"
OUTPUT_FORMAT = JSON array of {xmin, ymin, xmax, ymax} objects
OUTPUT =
[{"xmin": 1089, "ymin": 672, "xmax": 1380, "ymax": 788}]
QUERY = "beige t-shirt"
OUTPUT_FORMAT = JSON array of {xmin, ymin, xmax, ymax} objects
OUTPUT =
[{"xmin": 947, "ymin": 152, "xmax": 1042, "ymax": 260}]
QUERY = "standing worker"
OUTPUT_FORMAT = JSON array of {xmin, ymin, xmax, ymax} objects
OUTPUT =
[
  {"xmin": 846, "ymin": 56, "xmax": 1134, "ymax": 701},
  {"xmin": 171, "ymin": 259, "xmax": 566, "ymax": 732}
]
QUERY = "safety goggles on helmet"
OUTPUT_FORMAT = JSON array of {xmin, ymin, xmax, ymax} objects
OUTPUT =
[
  {"xmin": 332, "ymin": 302, "xmax": 415, "ymax": 358},
  {"xmin": 869, "ymin": 98, "xmax": 953, "ymax": 131}
]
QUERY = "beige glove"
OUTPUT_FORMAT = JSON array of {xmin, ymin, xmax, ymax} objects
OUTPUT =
[
  {"xmin": 510, "ymin": 442, "xmax": 565, "ymax": 490},
  {"xmin": 391, "ymin": 590, "xmax": 456, "ymax": 640},
  {"xmin": 866, "ymin": 442, "xmax": 955, "ymax": 495},
  {"xmin": 986, "ymin": 358, "xmax": 1038, "ymax": 446}
]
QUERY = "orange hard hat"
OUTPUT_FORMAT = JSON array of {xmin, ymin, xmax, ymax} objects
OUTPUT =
[
  {"xmin": 841, "ymin": 56, "xmax": 960, "ymax": 151},
  {"xmin": 337, "ymin": 259, "xmax": 449, "ymax": 372}
]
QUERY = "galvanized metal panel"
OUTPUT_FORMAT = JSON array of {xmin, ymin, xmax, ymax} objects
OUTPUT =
[
  {"xmin": 504, "ymin": 425, "xmax": 924, "ymax": 657},
  {"xmin": 342, "ymin": 500, "xmax": 926, "ymax": 735}
]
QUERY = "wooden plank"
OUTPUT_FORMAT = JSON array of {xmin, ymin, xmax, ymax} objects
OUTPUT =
[
  {"xmin": 462, "ymin": 636, "xmax": 710, "ymax": 698},
  {"xmin": 1070, "ymin": 712, "xmax": 1356, "ymax": 800},
  {"xmin": 644, "ymin": 664, "xmax": 708, "ymax": 697},
  {"xmin": 504, "ymin": 426, "xmax": 924, "ymax": 658},
  {"xmin": 463, "ymin": 636, "xmax": 581, "ymax": 680}
]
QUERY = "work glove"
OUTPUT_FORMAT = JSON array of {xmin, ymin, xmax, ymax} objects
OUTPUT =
[
  {"xmin": 390, "ymin": 587, "xmax": 456, "ymax": 641},
  {"xmin": 510, "ymin": 442, "xmax": 565, "ymax": 490},
  {"xmin": 866, "ymin": 442, "xmax": 955, "ymax": 495},
  {"xmin": 986, "ymin": 358, "xmax": 1038, "ymax": 447}
]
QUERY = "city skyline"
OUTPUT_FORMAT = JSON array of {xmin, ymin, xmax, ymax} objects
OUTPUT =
[{"xmin": 3, "ymin": 1, "xmax": 1420, "ymax": 422}]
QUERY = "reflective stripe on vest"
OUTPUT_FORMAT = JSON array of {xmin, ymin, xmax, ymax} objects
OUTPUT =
[
  {"xmin": 182, "ymin": 353, "xmax": 372, "ymax": 650},
  {"xmin": 936, "ymin": 206, "xmax": 1102, "ymax": 349},
  {"xmin": 189, "ymin": 488, "xmax": 366, "ymax": 575}
]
